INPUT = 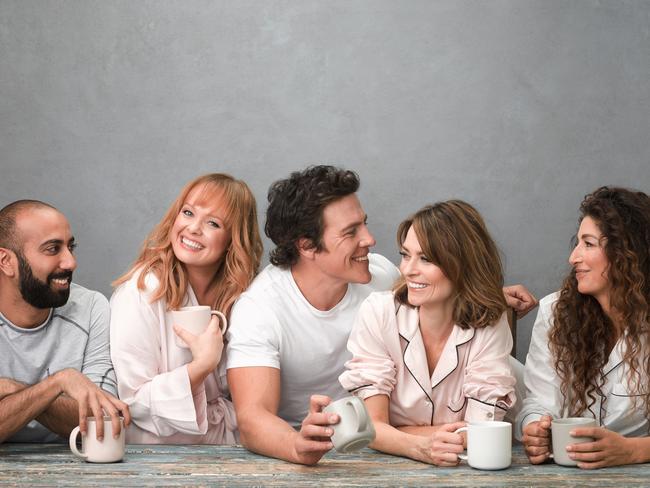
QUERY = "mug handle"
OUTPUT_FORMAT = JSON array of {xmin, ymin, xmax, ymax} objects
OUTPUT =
[
  {"xmin": 453, "ymin": 426, "xmax": 468, "ymax": 461},
  {"xmin": 69, "ymin": 426, "xmax": 87, "ymax": 460},
  {"xmin": 348, "ymin": 397, "xmax": 368, "ymax": 432},
  {"xmin": 210, "ymin": 311, "xmax": 228, "ymax": 335}
]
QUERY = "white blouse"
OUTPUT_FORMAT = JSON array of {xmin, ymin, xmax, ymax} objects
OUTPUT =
[
  {"xmin": 339, "ymin": 291, "xmax": 516, "ymax": 426},
  {"xmin": 516, "ymin": 292, "xmax": 649, "ymax": 440},
  {"xmin": 110, "ymin": 271, "xmax": 237, "ymax": 444}
]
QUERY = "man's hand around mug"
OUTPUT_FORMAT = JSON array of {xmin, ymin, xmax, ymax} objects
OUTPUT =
[
  {"xmin": 54, "ymin": 369, "xmax": 130, "ymax": 440},
  {"xmin": 291, "ymin": 394, "xmax": 339, "ymax": 465},
  {"xmin": 522, "ymin": 414, "xmax": 552, "ymax": 464}
]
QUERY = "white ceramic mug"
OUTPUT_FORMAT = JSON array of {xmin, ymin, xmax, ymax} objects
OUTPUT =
[
  {"xmin": 551, "ymin": 417, "xmax": 596, "ymax": 466},
  {"xmin": 323, "ymin": 396, "xmax": 376, "ymax": 453},
  {"xmin": 171, "ymin": 306, "xmax": 227, "ymax": 348},
  {"xmin": 69, "ymin": 416, "xmax": 125, "ymax": 463},
  {"xmin": 454, "ymin": 421, "xmax": 512, "ymax": 470}
]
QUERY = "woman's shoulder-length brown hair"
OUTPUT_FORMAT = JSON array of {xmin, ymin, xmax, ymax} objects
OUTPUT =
[
  {"xmin": 113, "ymin": 173, "xmax": 263, "ymax": 318},
  {"xmin": 393, "ymin": 200, "xmax": 506, "ymax": 329}
]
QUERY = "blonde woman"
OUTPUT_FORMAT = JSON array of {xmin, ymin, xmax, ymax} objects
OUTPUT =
[
  {"xmin": 339, "ymin": 201, "xmax": 516, "ymax": 465},
  {"xmin": 110, "ymin": 173, "xmax": 262, "ymax": 444}
]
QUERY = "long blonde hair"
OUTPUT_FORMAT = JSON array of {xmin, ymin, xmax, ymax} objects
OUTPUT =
[
  {"xmin": 113, "ymin": 173, "xmax": 263, "ymax": 318},
  {"xmin": 393, "ymin": 200, "xmax": 506, "ymax": 329}
]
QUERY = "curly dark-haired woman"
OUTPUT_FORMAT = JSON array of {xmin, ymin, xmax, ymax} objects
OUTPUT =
[{"xmin": 517, "ymin": 186, "xmax": 650, "ymax": 469}]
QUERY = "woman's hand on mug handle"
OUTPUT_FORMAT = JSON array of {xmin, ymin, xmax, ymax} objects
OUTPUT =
[
  {"xmin": 175, "ymin": 316, "xmax": 224, "ymax": 389},
  {"xmin": 522, "ymin": 414, "xmax": 552, "ymax": 464}
]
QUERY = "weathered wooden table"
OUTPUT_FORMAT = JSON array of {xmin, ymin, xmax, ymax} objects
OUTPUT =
[{"xmin": 0, "ymin": 443, "xmax": 647, "ymax": 487}]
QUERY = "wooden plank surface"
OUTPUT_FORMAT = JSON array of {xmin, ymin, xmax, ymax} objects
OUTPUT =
[{"xmin": 0, "ymin": 444, "xmax": 647, "ymax": 487}]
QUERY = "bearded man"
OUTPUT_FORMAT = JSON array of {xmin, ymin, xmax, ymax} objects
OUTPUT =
[{"xmin": 0, "ymin": 200, "xmax": 130, "ymax": 443}]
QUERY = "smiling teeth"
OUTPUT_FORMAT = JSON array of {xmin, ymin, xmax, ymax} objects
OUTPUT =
[
  {"xmin": 182, "ymin": 237, "xmax": 204, "ymax": 250},
  {"xmin": 352, "ymin": 256, "xmax": 368, "ymax": 262},
  {"xmin": 52, "ymin": 279, "xmax": 69, "ymax": 285},
  {"xmin": 408, "ymin": 282, "xmax": 427, "ymax": 289}
]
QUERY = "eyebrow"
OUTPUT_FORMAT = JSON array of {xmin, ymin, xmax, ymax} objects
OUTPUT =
[
  {"xmin": 183, "ymin": 203, "xmax": 225, "ymax": 222},
  {"xmin": 579, "ymin": 233, "xmax": 601, "ymax": 240},
  {"xmin": 400, "ymin": 244, "xmax": 422, "ymax": 255},
  {"xmin": 39, "ymin": 237, "xmax": 75, "ymax": 249},
  {"xmin": 340, "ymin": 215, "xmax": 368, "ymax": 234}
]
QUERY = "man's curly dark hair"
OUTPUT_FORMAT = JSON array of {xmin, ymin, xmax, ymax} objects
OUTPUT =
[{"xmin": 265, "ymin": 165, "xmax": 360, "ymax": 267}]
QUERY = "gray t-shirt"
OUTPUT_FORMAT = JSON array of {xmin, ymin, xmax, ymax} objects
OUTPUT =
[{"xmin": 0, "ymin": 283, "xmax": 116, "ymax": 442}]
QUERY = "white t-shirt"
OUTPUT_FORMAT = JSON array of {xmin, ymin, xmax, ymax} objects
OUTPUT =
[{"xmin": 226, "ymin": 253, "xmax": 400, "ymax": 427}]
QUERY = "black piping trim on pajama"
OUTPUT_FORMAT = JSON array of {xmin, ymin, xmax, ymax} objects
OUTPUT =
[
  {"xmin": 448, "ymin": 396, "xmax": 467, "ymax": 413},
  {"xmin": 597, "ymin": 358, "xmax": 624, "ymax": 425},
  {"xmin": 400, "ymin": 332, "xmax": 435, "ymax": 425},
  {"xmin": 430, "ymin": 331, "xmax": 475, "ymax": 391},
  {"xmin": 466, "ymin": 396, "xmax": 508, "ymax": 411}
]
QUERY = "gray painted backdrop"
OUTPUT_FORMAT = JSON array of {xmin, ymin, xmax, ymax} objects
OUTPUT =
[{"xmin": 1, "ymin": 1, "xmax": 649, "ymax": 361}]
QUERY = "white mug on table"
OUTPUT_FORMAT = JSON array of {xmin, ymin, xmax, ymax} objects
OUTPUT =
[
  {"xmin": 454, "ymin": 421, "xmax": 512, "ymax": 470},
  {"xmin": 69, "ymin": 416, "xmax": 125, "ymax": 463}
]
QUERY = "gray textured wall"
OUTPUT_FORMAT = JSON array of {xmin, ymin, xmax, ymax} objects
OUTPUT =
[{"xmin": 1, "ymin": 1, "xmax": 649, "ymax": 360}]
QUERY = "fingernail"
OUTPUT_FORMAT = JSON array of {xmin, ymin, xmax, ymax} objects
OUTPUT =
[
  {"xmin": 325, "ymin": 428, "xmax": 333, "ymax": 436},
  {"xmin": 329, "ymin": 414, "xmax": 338, "ymax": 422}
]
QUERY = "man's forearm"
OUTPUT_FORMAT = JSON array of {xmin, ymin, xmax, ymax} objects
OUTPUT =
[
  {"xmin": 0, "ymin": 378, "xmax": 25, "ymax": 399},
  {"xmin": 238, "ymin": 408, "xmax": 303, "ymax": 463},
  {"xmin": 0, "ymin": 376, "xmax": 63, "ymax": 443},
  {"xmin": 0, "ymin": 377, "xmax": 80, "ymax": 438},
  {"xmin": 35, "ymin": 394, "xmax": 79, "ymax": 438}
]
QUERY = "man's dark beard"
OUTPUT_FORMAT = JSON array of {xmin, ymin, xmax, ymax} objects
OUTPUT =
[{"xmin": 16, "ymin": 252, "xmax": 72, "ymax": 309}]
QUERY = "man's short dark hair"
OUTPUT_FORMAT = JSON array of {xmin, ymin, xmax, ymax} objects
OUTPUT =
[
  {"xmin": 265, "ymin": 165, "xmax": 360, "ymax": 267},
  {"xmin": 0, "ymin": 200, "xmax": 57, "ymax": 251}
]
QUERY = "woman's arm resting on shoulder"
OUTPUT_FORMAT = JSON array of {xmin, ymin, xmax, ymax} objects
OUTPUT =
[{"xmin": 567, "ymin": 427, "xmax": 650, "ymax": 469}]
